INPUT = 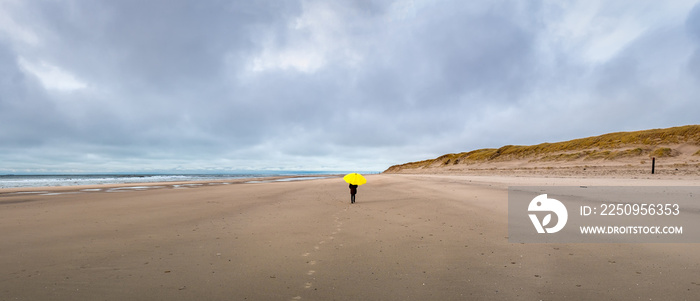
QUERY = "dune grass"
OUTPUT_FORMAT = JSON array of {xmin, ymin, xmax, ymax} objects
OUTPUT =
[{"xmin": 385, "ymin": 125, "xmax": 700, "ymax": 172}]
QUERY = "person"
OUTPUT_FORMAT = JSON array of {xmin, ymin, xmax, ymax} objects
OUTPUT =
[{"xmin": 349, "ymin": 184, "xmax": 358, "ymax": 204}]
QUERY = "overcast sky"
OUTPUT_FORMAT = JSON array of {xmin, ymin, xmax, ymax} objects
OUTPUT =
[{"xmin": 1, "ymin": 0, "xmax": 699, "ymax": 173}]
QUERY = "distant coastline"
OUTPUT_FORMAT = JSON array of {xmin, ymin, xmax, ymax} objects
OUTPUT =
[{"xmin": 0, "ymin": 171, "xmax": 377, "ymax": 189}]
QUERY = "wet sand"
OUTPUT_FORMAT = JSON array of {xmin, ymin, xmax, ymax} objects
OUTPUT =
[{"xmin": 1, "ymin": 174, "xmax": 699, "ymax": 300}]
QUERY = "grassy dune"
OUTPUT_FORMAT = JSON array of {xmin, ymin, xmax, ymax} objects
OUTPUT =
[{"xmin": 385, "ymin": 125, "xmax": 700, "ymax": 173}]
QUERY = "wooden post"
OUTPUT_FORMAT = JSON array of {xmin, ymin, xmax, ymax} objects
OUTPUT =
[{"xmin": 651, "ymin": 157, "xmax": 655, "ymax": 174}]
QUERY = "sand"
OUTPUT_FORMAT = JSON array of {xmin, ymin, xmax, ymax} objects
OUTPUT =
[{"xmin": 1, "ymin": 174, "xmax": 700, "ymax": 300}]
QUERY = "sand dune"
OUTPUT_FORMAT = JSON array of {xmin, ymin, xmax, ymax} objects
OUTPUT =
[
  {"xmin": 1, "ymin": 174, "xmax": 699, "ymax": 300},
  {"xmin": 385, "ymin": 125, "xmax": 700, "ymax": 177}
]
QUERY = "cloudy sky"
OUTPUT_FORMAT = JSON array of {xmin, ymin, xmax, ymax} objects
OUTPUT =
[{"xmin": 1, "ymin": 0, "xmax": 699, "ymax": 173}]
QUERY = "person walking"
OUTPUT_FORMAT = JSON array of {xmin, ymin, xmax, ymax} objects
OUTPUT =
[
  {"xmin": 343, "ymin": 173, "xmax": 366, "ymax": 204},
  {"xmin": 349, "ymin": 184, "xmax": 358, "ymax": 204}
]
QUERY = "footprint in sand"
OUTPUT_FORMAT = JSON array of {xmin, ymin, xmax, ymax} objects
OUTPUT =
[
  {"xmin": 308, "ymin": 260, "xmax": 316, "ymax": 265},
  {"xmin": 307, "ymin": 270, "xmax": 315, "ymax": 275},
  {"xmin": 305, "ymin": 282, "xmax": 312, "ymax": 289},
  {"xmin": 301, "ymin": 252, "xmax": 310, "ymax": 257}
]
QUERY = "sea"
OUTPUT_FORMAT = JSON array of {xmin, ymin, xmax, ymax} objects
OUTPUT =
[{"xmin": 0, "ymin": 171, "xmax": 364, "ymax": 189}]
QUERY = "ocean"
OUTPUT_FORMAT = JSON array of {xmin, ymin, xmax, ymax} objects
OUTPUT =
[{"xmin": 0, "ymin": 172, "xmax": 353, "ymax": 189}]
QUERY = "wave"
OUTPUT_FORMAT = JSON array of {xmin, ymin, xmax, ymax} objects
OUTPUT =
[{"xmin": 0, "ymin": 172, "xmax": 337, "ymax": 189}]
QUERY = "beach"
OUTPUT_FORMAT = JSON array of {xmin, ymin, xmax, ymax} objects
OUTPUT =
[{"xmin": 1, "ymin": 174, "xmax": 699, "ymax": 300}]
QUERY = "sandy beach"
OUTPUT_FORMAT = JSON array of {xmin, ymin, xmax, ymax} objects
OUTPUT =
[{"xmin": 1, "ymin": 174, "xmax": 699, "ymax": 300}]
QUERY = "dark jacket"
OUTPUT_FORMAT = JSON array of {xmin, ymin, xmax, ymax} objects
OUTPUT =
[{"xmin": 349, "ymin": 184, "xmax": 358, "ymax": 195}]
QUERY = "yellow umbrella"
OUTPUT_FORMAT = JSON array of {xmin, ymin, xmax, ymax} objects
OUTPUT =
[{"xmin": 343, "ymin": 173, "xmax": 367, "ymax": 186}]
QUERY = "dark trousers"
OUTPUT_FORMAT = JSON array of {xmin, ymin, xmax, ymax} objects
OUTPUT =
[{"xmin": 351, "ymin": 194, "xmax": 355, "ymax": 203}]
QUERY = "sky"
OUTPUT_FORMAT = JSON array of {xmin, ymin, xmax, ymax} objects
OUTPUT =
[{"xmin": 1, "ymin": 0, "xmax": 699, "ymax": 173}]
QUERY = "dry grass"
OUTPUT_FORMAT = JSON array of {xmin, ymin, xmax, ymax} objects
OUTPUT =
[
  {"xmin": 385, "ymin": 125, "xmax": 700, "ymax": 172},
  {"xmin": 651, "ymin": 147, "xmax": 679, "ymax": 158}
]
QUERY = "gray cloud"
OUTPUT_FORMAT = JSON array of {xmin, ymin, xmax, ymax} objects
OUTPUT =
[
  {"xmin": 687, "ymin": 3, "xmax": 700, "ymax": 80},
  {"xmin": 1, "ymin": 0, "xmax": 698, "ymax": 173}
]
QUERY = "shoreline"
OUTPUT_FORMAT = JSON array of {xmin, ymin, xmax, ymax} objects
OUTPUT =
[{"xmin": 0, "ymin": 174, "xmax": 341, "ymax": 194}]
